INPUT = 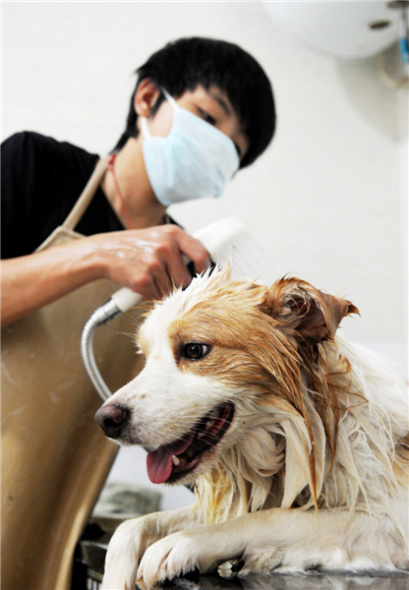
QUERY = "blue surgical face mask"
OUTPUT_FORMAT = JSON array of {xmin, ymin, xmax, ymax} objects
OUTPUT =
[{"xmin": 139, "ymin": 90, "xmax": 240, "ymax": 207}]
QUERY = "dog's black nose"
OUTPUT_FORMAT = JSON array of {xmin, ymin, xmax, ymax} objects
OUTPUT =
[{"xmin": 95, "ymin": 403, "xmax": 129, "ymax": 438}]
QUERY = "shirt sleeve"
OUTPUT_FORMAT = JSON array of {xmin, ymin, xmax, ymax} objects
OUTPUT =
[
  {"xmin": 1, "ymin": 131, "xmax": 82, "ymax": 258},
  {"xmin": 2, "ymin": 132, "xmax": 47, "ymax": 258}
]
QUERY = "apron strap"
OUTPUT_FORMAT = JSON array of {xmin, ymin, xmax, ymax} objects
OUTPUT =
[{"xmin": 62, "ymin": 157, "xmax": 108, "ymax": 231}]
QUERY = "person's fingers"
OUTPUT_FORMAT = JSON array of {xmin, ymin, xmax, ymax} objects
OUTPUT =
[
  {"xmin": 85, "ymin": 225, "xmax": 211, "ymax": 300},
  {"xmin": 172, "ymin": 228, "xmax": 211, "ymax": 275},
  {"xmin": 137, "ymin": 229, "xmax": 190, "ymax": 294}
]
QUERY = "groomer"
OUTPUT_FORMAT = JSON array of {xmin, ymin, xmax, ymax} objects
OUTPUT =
[
  {"xmin": 1, "ymin": 37, "xmax": 276, "ymax": 590},
  {"xmin": 2, "ymin": 37, "xmax": 275, "ymax": 326}
]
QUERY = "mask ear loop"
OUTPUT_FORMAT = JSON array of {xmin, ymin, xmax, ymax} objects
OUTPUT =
[
  {"xmin": 161, "ymin": 88, "xmax": 178, "ymax": 110},
  {"xmin": 139, "ymin": 117, "xmax": 152, "ymax": 139},
  {"xmin": 139, "ymin": 88, "xmax": 177, "ymax": 140}
]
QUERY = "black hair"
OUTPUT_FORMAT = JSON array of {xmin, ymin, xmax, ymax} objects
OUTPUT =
[{"xmin": 114, "ymin": 37, "xmax": 276, "ymax": 169}]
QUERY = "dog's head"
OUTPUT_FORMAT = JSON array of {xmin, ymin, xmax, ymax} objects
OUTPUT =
[{"xmin": 95, "ymin": 266, "xmax": 357, "ymax": 492}]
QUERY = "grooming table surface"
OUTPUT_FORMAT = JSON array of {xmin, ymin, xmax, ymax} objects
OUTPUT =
[{"xmin": 78, "ymin": 536, "xmax": 409, "ymax": 590}]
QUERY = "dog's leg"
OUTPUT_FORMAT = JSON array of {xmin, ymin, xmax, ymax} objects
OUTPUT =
[
  {"xmin": 101, "ymin": 503, "xmax": 201, "ymax": 590},
  {"xmin": 136, "ymin": 507, "xmax": 408, "ymax": 587}
]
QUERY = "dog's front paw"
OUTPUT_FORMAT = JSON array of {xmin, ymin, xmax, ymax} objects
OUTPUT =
[
  {"xmin": 102, "ymin": 515, "xmax": 157, "ymax": 590},
  {"xmin": 136, "ymin": 527, "xmax": 236, "ymax": 588}
]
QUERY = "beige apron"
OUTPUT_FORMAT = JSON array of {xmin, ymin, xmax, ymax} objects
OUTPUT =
[{"xmin": 1, "ymin": 160, "xmax": 145, "ymax": 590}]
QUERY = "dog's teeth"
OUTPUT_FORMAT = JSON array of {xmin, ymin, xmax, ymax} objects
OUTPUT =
[{"xmin": 172, "ymin": 455, "xmax": 180, "ymax": 466}]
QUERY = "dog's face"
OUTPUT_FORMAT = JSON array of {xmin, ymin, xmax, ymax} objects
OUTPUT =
[{"xmin": 95, "ymin": 267, "xmax": 356, "ymax": 487}]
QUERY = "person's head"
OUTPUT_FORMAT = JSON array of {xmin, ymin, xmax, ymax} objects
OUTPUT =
[{"xmin": 114, "ymin": 37, "xmax": 276, "ymax": 169}]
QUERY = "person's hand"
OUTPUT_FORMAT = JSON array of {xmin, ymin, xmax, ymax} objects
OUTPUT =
[
  {"xmin": 84, "ymin": 225, "xmax": 211, "ymax": 300},
  {"xmin": 1, "ymin": 225, "xmax": 210, "ymax": 327}
]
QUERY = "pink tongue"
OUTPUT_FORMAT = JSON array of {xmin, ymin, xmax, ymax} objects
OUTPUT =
[{"xmin": 146, "ymin": 432, "xmax": 194, "ymax": 484}]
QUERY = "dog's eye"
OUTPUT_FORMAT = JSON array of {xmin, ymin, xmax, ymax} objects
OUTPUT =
[{"xmin": 182, "ymin": 343, "xmax": 211, "ymax": 360}]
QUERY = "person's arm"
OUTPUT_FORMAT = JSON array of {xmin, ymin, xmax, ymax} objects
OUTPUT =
[{"xmin": 1, "ymin": 225, "xmax": 210, "ymax": 327}]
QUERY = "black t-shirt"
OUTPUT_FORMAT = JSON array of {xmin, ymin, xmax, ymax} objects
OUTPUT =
[{"xmin": 1, "ymin": 131, "xmax": 124, "ymax": 259}]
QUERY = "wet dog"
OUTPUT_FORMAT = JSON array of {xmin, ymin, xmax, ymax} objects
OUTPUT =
[{"xmin": 96, "ymin": 266, "xmax": 409, "ymax": 589}]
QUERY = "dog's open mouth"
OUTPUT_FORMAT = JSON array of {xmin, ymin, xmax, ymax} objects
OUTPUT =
[{"xmin": 146, "ymin": 402, "xmax": 235, "ymax": 484}]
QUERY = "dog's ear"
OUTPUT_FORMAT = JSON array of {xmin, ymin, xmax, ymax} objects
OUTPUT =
[{"xmin": 261, "ymin": 278, "xmax": 358, "ymax": 343}]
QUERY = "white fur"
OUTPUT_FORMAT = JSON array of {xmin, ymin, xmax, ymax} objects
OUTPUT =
[{"xmin": 99, "ymin": 270, "xmax": 409, "ymax": 589}]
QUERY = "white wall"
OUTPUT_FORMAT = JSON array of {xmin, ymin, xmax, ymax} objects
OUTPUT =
[{"xmin": 3, "ymin": 1, "xmax": 408, "ymax": 510}]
